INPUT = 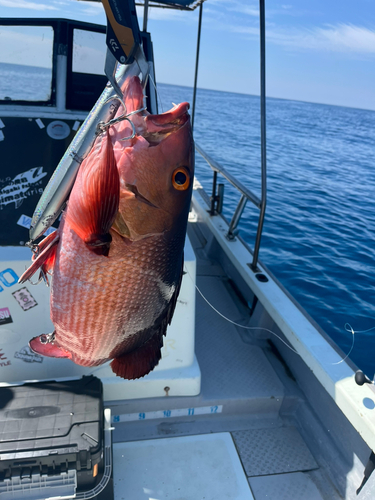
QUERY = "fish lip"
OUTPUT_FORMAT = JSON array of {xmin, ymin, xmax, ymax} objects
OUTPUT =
[
  {"xmin": 144, "ymin": 102, "xmax": 190, "ymax": 138},
  {"xmin": 125, "ymin": 183, "xmax": 158, "ymax": 208}
]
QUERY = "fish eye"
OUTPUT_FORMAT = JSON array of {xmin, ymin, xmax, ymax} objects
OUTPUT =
[{"xmin": 172, "ymin": 167, "xmax": 190, "ymax": 191}]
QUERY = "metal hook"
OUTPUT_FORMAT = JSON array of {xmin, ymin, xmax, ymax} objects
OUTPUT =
[
  {"xmin": 26, "ymin": 240, "xmax": 40, "ymax": 257},
  {"xmin": 27, "ymin": 274, "xmax": 43, "ymax": 286},
  {"xmin": 97, "ymin": 95, "xmax": 147, "ymax": 141},
  {"xmin": 104, "ymin": 94, "xmax": 128, "ymax": 118},
  {"xmin": 40, "ymin": 332, "xmax": 55, "ymax": 344},
  {"xmin": 40, "ymin": 268, "xmax": 50, "ymax": 287}
]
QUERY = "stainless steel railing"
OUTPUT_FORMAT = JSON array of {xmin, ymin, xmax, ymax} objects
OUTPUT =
[
  {"xmin": 195, "ymin": 143, "xmax": 265, "ymax": 271},
  {"xmin": 193, "ymin": 0, "xmax": 267, "ymax": 272}
]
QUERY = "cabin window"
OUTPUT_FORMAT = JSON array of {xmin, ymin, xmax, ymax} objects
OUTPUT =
[
  {"xmin": 66, "ymin": 28, "xmax": 107, "ymax": 111},
  {"xmin": 72, "ymin": 29, "xmax": 106, "ymax": 75},
  {"xmin": 0, "ymin": 26, "xmax": 53, "ymax": 103}
]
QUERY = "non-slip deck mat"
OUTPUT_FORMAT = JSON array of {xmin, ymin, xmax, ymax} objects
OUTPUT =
[
  {"xmin": 195, "ymin": 276, "xmax": 285, "ymax": 405},
  {"xmin": 249, "ymin": 472, "xmax": 324, "ymax": 500},
  {"xmin": 113, "ymin": 432, "xmax": 254, "ymax": 500},
  {"xmin": 232, "ymin": 426, "xmax": 318, "ymax": 476}
]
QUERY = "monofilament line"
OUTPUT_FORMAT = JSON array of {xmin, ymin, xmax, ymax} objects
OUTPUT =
[
  {"xmin": 191, "ymin": 275, "xmax": 300, "ymax": 356},
  {"xmin": 186, "ymin": 269, "xmax": 360, "ymax": 365},
  {"xmin": 149, "ymin": 73, "xmax": 164, "ymax": 113},
  {"xmin": 332, "ymin": 323, "xmax": 375, "ymax": 365},
  {"xmin": 332, "ymin": 323, "xmax": 355, "ymax": 365}
]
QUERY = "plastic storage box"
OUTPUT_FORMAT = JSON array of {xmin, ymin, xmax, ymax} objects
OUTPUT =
[{"xmin": 0, "ymin": 376, "xmax": 113, "ymax": 500}]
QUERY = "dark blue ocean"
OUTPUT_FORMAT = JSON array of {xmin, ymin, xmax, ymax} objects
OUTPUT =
[
  {"xmin": 157, "ymin": 83, "xmax": 375, "ymax": 378},
  {"xmin": 1, "ymin": 63, "xmax": 375, "ymax": 377}
]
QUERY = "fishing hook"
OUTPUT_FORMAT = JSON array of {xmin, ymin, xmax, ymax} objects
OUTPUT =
[
  {"xmin": 27, "ymin": 273, "xmax": 43, "ymax": 286},
  {"xmin": 97, "ymin": 95, "xmax": 146, "ymax": 141},
  {"xmin": 26, "ymin": 240, "xmax": 40, "ymax": 257},
  {"xmin": 24, "ymin": 241, "xmax": 49, "ymax": 286},
  {"xmin": 40, "ymin": 332, "xmax": 56, "ymax": 344}
]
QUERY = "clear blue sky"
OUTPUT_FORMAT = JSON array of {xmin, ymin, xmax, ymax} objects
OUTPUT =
[{"xmin": 1, "ymin": 0, "xmax": 375, "ymax": 110}]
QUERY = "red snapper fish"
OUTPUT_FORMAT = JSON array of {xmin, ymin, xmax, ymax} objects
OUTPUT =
[{"xmin": 20, "ymin": 76, "xmax": 194, "ymax": 380}]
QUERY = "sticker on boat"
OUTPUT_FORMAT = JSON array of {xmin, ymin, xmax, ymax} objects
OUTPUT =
[
  {"xmin": 0, "ymin": 167, "xmax": 47, "ymax": 209},
  {"xmin": 0, "ymin": 268, "xmax": 19, "ymax": 292},
  {"xmin": 17, "ymin": 214, "xmax": 56, "ymax": 236},
  {"xmin": 14, "ymin": 345, "xmax": 43, "ymax": 363},
  {"xmin": 12, "ymin": 287, "xmax": 38, "ymax": 311},
  {"xmin": 112, "ymin": 405, "xmax": 223, "ymax": 423},
  {"xmin": 0, "ymin": 349, "xmax": 11, "ymax": 367},
  {"xmin": 0, "ymin": 307, "xmax": 12, "ymax": 325}
]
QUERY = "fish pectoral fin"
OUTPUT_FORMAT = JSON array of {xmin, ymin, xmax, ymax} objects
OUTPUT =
[
  {"xmin": 19, "ymin": 230, "xmax": 59, "ymax": 284},
  {"xmin": 65, "ymin": 130, "xmax": 120, "ymax": 257},
  {"xmin": 110, "ymin": 332, "xmax": 163, "ymax": 380},
  {"xmin": 29, "ymin": 333, "xmax": 72, "ymax": 359}
]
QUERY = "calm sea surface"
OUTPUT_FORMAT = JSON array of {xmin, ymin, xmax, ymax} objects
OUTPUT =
[
  {"xmin": 157, "ymin": 83, "xmax": 375, "ymax": 378},
  {"xmin": 1, "ymin": 63, "xmax": 375, "ymax": 377}
]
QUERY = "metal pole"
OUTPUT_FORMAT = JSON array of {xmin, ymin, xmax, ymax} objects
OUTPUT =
[
  {"xmin": 143, "ymin": 0, "xmax": 149, "ymax": 32},
  {"xmin": 191, "ymin": 2, "xmax": 203, "ymax": 131},
  {"xmin": 210, "ymin": 171, "xmax": 217, "ymax": 215},
  {"xmin": 251, "ymin": 0, "xmax": 267, "ymax": 271},
  {"xmin": 227, "ymin": 195, "xmax": 248, "ymax": 240}
]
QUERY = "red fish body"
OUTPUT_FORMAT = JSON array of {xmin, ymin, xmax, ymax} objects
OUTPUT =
[{"xmin": 21, "ymin": 76, "xmax": 194, "ymax": 379}]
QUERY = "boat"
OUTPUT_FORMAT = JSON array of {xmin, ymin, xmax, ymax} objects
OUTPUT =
[{"xmin": 0, "ymin": 2, "xmax": 374, "ymax": 499}]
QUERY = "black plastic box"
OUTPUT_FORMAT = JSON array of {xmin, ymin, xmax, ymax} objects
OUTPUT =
[{"xmin": 0, "ymin": 376, "xmax": 110, "ymax": 498}]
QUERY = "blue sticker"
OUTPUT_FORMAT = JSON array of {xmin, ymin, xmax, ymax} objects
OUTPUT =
[{"xmin": 0, "ymin": 268, "xmax": 19, "ymax": 292}]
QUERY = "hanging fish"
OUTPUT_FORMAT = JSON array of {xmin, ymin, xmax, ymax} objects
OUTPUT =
[{"xmin": 19, "ymin": 76, "xmax": 194, "ymax": 380}]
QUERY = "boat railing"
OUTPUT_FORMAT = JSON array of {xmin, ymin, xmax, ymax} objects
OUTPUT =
[
  {"xmin": 192, "ymin": 0, "xmax": 267, "ymax": 273},
  {"xmin": 195, "ymin": 143, "xmax": 265, "ymax": 272}
]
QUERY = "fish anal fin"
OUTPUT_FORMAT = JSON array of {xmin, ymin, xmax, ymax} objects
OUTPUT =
[
  {"xmin": 19, "ymin": 231, "xmax": 59, "ymax": 284},
  {"xmin": 110, "ymin": 333, "xmax": 163, "ymax": 380},
  {"xmin": 65, "ymin": 130, "xmax": 120, "ymax": 256},
  {"xmin": 29, "ymin": 333, "xmax": 72, "ymax": 359}
]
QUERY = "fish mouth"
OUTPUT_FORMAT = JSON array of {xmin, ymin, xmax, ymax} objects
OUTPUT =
[
  {"xmin": 121, "ymin": 76, "xmax": 190, "ymax": 145},
  {"xmin": 143, "ymin": 102, "xmax": 190, "ymax": 144}
]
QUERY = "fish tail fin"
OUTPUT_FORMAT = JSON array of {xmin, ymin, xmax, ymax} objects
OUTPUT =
[
  {"xmin": 110, "ymin": 333, "xmax": 163, "ymax": 380},
  {"xmin": 19, "ymin": 230, "xmax": 59, "ymax": 284},
  {"xmin": 29, "ymin": 332, "xmax": 72, "ymax": 359},
  {"xmin": 65, "ymin": 130, "xmax": 120, "ymax": 257}
]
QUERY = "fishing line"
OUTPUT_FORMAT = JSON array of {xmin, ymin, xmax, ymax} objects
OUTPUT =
[
  {"xmin": 148, "ymin": 73, "xmax": 164, "ymax": 113},
  {"xmin": 184, "ymin": 269, "xmax": 299, "ymax": 355},
  {"xmin": 185, "ymin": 269, "xmax": 363, "ymax": 365},
  {"xmin": 87, "ymin": 361, "xmax": 111, "ymax": 376},
  {"xmin": 332, "ymin": 323, "xmax": 355, "ymax": 365},
  {"xmin": 332, "ymin": 323, "xmax": 375, "ymax": 365}
]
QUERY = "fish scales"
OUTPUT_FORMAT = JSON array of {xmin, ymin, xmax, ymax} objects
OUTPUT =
[
  {"xmin": 52, "ymin": 226, "xmax": 178, "ymax": 364},
  {"xmin": 20, "ymin": 76, "xmax": 194, "ymax": 379}
]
